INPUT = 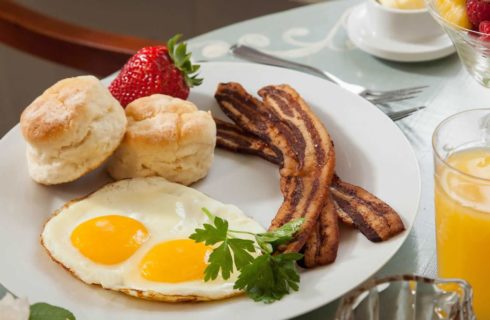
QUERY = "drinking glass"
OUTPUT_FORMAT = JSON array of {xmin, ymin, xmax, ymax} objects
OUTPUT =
[
  {"xmin": 433, "ymin": 109, "xmax": 490, "ymax": 318},
  {"xmin": 335, "ymin": 275, "xmax": 474, "ymax": 319}
]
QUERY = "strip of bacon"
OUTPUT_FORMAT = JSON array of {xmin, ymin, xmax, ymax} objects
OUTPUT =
[
  {"xmin": 215, "ymin": 83, "xmax": 335, "ymax": 253},
  {"xmin": 216, "ymin": 117, "xmax": 339, "ymax": 267},
  {"xmin": 214, "ymin": 118, "xmax": 283, "ymax": 164},
  {"xmin": 215, "ymin": 118, "xmax": 404, "ymax": 241},
  {"xmin": 258, "ymin": 85, "xmax": 336, "ymax": 252},
  {"xmin": 334, "ymin": 200, "xmax": 355, "ymax": 227},
  {"xmin": 216, "ymin": 121, "xmax": 351, "ymax": 227},
  {"xmin": 330, "ymin": 175, "xmax": 404, "ymax": 241},
  {"xmin": 303, "ymin": 194, "xmax": 339, "ymax": 267}
]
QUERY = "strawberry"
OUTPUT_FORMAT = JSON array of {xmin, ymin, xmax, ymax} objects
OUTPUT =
[
  {"xmin": 467, "ymin": 0, "xmax": 490, "ymax": 29},
  {"xmin": 479, "ymin": 20, "xmax": 490, "ymax": 41},
  {"xmin": 480, "ymin": 20, "xmax": 490, "ymax": 33},
  {"xmin": 109, "ymin": 34, "xmax": 202, "ymax": 107}
]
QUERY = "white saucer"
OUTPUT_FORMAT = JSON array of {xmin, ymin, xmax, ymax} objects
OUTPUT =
[{"xmin": 346, "ymin": 4, "xmax": 456, "ymax": 62}]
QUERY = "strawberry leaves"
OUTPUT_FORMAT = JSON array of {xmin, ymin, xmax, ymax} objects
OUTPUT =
[{"xmin": 167, "ymin": 34, "xmax": 203, "ymax": 88}]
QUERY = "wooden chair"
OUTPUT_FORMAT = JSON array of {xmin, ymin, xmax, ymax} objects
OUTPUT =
[{"xmin": 0, "ymin": 0, "xmax": 161, "ymax": 77}]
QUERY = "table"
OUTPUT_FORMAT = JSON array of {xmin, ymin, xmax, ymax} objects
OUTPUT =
[{"xmin": 2, "ymin": 0, "xmax": 488, "ymax": 318}]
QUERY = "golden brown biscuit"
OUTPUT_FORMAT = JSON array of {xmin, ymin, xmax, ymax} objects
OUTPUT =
[
  {"xmin": 20, "ymin": 75, "xmax": 127, "ymax": 185},
  {"xmin": 107, "ymin": 94, "xmax": 216, "ymax": 185}
]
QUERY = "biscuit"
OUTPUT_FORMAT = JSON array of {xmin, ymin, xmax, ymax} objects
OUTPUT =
[
  {"xmin": 107, "ymin": 94, "xmax": 216, "ymax": 185},
  {"xmin": 20, "ymin": 75, "xmax": 127, "ymax": 184}
]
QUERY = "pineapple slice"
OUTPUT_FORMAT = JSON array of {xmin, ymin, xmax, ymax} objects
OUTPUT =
[{"xmin": 434, "ymin": 0, "xmax": 472, "ymax": 29}]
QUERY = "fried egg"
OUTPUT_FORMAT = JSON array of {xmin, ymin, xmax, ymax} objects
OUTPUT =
[{"xmin": 41, "ymin": 177, "xmax": 265, "ymax": 302}]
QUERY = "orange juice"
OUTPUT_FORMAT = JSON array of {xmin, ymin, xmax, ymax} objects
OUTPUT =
[{"xmin": 435, "ymin": 147, "xmax": 490, "ymax": 318}]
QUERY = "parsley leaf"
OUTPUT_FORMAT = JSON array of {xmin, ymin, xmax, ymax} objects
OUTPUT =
[
  {"xmin": 234, "ymin": 252, "xmax": 303, "ymax": 303},
  {"xmin": 29, "ymin": 302, "xmax": 76, "ymax": 320},
  {"xmin": 255, "ymin": 218, "xmax": 305, "ymax": 253},
  {"xmin": 190, "ymin": 211, "xmax": 255, "ymax": 280},
  {"xmin": 204, "ymin": 241, "xmax": 233, "ymax": 280},
  {"xmin": 228, "ymin": 238, "xmax": 255, "ymax": 270},
  {"xmin": 201, "ymin": 207, "xmax": 217, "ymax": 222},
  {"xmin": 189, "ymin": 215, "xmax": 228, "ymax": 245},
  {"xmin": 189, "ymin": 208, "xmax": 304, "ymax": 303}
]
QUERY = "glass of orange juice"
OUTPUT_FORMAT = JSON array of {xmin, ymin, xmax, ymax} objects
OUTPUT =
[{"xmin": 433, "ymin": 109, "xmax": 490, "ymax": 319}]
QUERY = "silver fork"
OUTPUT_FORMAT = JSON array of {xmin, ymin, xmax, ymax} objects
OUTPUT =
[{"xmin": 230, "ymin": 44, "xmax": 426, "ymax": 120}]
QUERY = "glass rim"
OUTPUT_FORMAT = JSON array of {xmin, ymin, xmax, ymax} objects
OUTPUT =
[
  {"xmin": 338, "ymin": 274, "xmax": 473, "ymax": 305},
  {"xmin": 425, "ymin": 0, "xmax": 487, "ymax": 37},
  {"xmin": 432, "ymin": 108, "xmax": 490, "ymax": 183}
]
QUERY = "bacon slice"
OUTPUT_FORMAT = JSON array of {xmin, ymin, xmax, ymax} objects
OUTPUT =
[
  {"xmin": 216, "ymin": 117, "xmax": 339, "ymax": 267},
  {"xmin": 303, "ymin": 194, "xmax": 339, "ymax": 267},
  {"xmin": 334, "ymin": 200, "xmax": 355, "ymax": 227},
  {"xmin": 215, "ymin": 83, "xmax": 335, "ymax": 253},
  {"xmin": 330, "ymin": 175, "xmax": 404, "ymax": 241},
  {"xmin": 215, "ymin": 118, "xmax": 283, "ymax": 165},
  {"xmin": 214, "ymin": 117, "xmax": 404, "ymax": 241}
]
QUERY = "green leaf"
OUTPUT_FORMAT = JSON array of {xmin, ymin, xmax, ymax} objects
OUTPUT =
[
  {"xmin": 234, "ymin": 252, "xmax": 302, "ymax": 303},
  {"xmin": 204, "ymin": 241, "xmax": 233, "ymax": 281},
  {"xmin": 228, "ymin": 238, "xmax": 255, "ymax": 270},
  {"xmin": 201, "ymin": 207, "xmax": 216, "ymax": 223},
  {"xmin": 255, "ymin": 218, "xmax": 304, "ymax": 250},
  {"xmin": 234, "ymin": 255, "xmax": 274, "ymax": 301},
  {"xmin": 166, "ymin": 34, "xmax": 181, "ymax": 53},
  {"xmin": 189, "ymin": 209, "xmax": 302, "ymax": 303},
  {"xmin": 29, "ymin": 303, "xmax": 75, "ymax": 320},
  {"xmin": 189, "ymin": 217, "xmax": 228, "ymax": 245},
  {"xmin": 166, "ymin": 34, "xmax": 203, "ymax": 88}
]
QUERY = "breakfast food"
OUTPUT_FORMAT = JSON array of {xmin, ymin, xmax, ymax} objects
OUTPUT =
[
  {"xmin": 214, "ymin": 82, "xmax": 405, "ymax": 267},
  {"xmin": 41, "ymin": 177, "xmax": 265, "ymax": 302},
  {"xmin": 434, "ymin": 0, "xmax": 490, "ymax": 34},
  {"xmin": 20, "ymin": 75, "xmax": 127, "ymax": 185},
  {"xmin": 435, "ymin": 0, "xmax": 472, "ymax": 28},
  {"xmin": 107, "ymin": 94, "xmax": 216, "ymax": 185},
  {"xmin": 466, "ymin": 0, "xmax": 490, "ymax": 29},
  {"xmin": 215, "ymin": 83, "xmax": 336, "ymax": 255},
  {"xmin": 379, "ymin": 0, "xmax": 425, "ymax": 10},
  {"xmin": 214, "ymin": 118, "xmax": 283, "ymax": 164},
  {"xmin": 215, "ymin": 116, "xmax": 404, "ymax": 241},
  {"xmin": 330, "ymin": 176, "xmax": 405, "ymax": 241},
  {"xmin": 302, "ymin": 194, "xmax": 339, "ymax": 267},
  {"xmin": 109, "ymin": 35, "xmax": 202, "ymax": 107},
  {"xmin": 32, "ymin": 72, "xmax": 406, "ymax": 304}
]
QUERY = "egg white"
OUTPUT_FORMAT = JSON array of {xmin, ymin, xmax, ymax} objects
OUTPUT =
[{"xmin": 41, "ymin": 177, "xmax": 265, "ymax": 301}]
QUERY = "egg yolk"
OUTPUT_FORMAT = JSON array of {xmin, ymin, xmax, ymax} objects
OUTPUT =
[
  {"xmin": 71, "ymin": 215, "xmax": 149, "ymax": 265},
  {"xmin": 139, "ymin": 239, "xmax": 210, "ymax": 283}
]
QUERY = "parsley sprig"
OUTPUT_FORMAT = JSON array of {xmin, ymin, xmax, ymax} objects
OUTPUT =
[{"xmin": 190, "ymin": 208, "xmax": 304, "ymax": 303}]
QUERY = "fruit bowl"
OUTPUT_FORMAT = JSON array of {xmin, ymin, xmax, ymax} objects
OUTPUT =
[{"xmin": 427, "ymin": 0, "xmax": 490, "ymax": 86}]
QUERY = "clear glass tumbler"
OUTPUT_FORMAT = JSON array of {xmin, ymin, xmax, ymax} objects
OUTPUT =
[
  {"xmin": 433, "ymin": 109, "xmax": 490, "ymax": 318},
  {"xmin": 335, "ymin": 275, "xmax": 474, "ymax": 320}
]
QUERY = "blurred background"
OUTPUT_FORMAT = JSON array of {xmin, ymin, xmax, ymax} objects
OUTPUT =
[{"xmin": 0, "ymin": 0, "xmax": 314, "ymax": 136}]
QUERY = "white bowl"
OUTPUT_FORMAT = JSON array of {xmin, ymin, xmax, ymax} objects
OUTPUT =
[{"xmin": 366, "ymin": 0, "xmax": 444, "ymax": 42}]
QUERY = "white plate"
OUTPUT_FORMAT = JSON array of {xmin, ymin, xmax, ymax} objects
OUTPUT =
[
  {"xmin": 347, "ymin": 4, "xmax": 455, "ymax": 62},
  {"xmin": 0, "ymin": 62, "xmax": 420, "ymax": 320}
]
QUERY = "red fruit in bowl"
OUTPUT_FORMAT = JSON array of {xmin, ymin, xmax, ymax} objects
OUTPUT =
[
  {"xmin": 109, "ymin": 34, "xmax": 202, "ymax": 107},
  {"xmin": 479, "ymin": 20, "xmax": 490, "ymax": 41},
  {"xmin": 467, "ymin": 0, "xmax": 490, "ymax": 29},
  {"xmin": 480, "ymin": 20, "xmax": 490, "ymax": 33}
]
